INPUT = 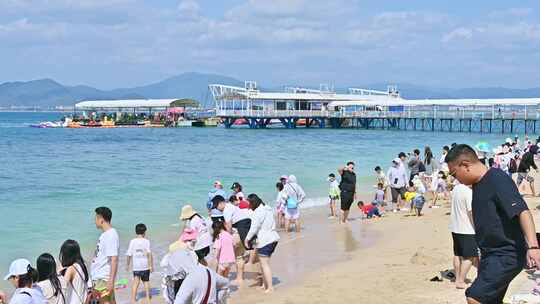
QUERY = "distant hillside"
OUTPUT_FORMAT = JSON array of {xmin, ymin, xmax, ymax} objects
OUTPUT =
[
  {"xmin": 0, "ymin": 72, "xmax": 243, "ymax": 108},
  {"xmin": 0, "ymin": 73, "xmax": 539, "ymax": 108}
]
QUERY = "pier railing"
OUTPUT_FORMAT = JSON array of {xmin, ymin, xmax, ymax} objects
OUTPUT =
[{"xmin": 216, "ymin": 109, "xmax": 538, "ymax": 120}]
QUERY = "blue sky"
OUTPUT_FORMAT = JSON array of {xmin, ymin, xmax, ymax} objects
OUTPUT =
[{"xmin": 1, "ymin": 0, "xmax": 539, "ymax": 89}]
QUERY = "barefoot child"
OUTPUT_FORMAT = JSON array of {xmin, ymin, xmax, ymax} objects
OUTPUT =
[
  {"xmin": 404, "ymin": 183, "xmax": 417, "ymax": 213},
  {"xmin": 328, "ymin": 173, "xmax": 340, "ymax": 218},
  {"xmin": 357, "ymin": 201, "xmax": 381, "ymax": 219},
  {"xmin": 125, "ymin": 223, "xmax": 153, "ymax": 304},
  {"xmin": 373, "ymin": 182, "xmax": 386, "ymax": 213},
  {"xmin": 212, "ymin": 220, "xmax": 235, "ymax": 278}
]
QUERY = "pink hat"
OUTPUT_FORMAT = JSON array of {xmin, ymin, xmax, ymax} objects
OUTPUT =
[{"xmin": 180, "ymin": 228, "xmax": 198, "ymax": 242}]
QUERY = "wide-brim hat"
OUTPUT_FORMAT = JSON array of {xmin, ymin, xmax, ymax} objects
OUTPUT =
[{"xmin": 180, "ymin": 205, "xmax": 197, "ymax": 220}]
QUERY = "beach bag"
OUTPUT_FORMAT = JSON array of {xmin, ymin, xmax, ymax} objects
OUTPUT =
[
  {"xmin": 286, "ymin": 196, "xmax": 298, "ymax": 209},
  {"xmin": 509, "ymin": 158, "xmax": 518, "ymax": 173},
  {"xmin": 286, "ymin": 184, "xmax": 299, "ymax": 209}
]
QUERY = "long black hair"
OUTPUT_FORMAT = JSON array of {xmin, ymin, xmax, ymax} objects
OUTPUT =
[
  {"xmin": 212, "ymin": 220, "xmax": 226, "ymax": 242},
  {"xmin": 37, "ymin": 253, "xmax": 65, "ymax": 303},
  {"xmin": 425, "ymin": 146, "xmax": 433, "ymax": 165},
  {"xmin": 247, "ymin": 193, "xmax": 265, "ymax": 210},
  {"xmin": 59, "ymin": 240, "xmax": 89, "ymax": 283}
]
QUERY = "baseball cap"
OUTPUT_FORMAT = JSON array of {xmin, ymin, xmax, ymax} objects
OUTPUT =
[
  {"xmin": 392, "ymin": 158, "xmax": 401, "ymax": 164},
  {"xmin": 213, "ymin": 180, "xmax": 222, "ymax": 187},
  {"xmin": 230, "ymin": 182, "xmax": 241, "ymax": 190},
  {"xmin": 4, "ymin": 258, "xmax": 31, "ymax": 280}
]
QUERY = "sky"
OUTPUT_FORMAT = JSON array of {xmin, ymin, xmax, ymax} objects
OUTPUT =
[{"xmin": 1, "ymin": 0, "xmax": 540, "ymax": 89}]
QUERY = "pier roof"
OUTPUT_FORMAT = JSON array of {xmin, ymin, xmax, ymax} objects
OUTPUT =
[
  {"xmin": 75, "ymin": 99, "xmax": 199, "ymax": 109},
  {"xmin": 328, "ymin": 98, "xmax": 540, "ymax": 107}
]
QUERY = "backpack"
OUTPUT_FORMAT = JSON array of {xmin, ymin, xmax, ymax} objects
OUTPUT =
[
  {"xmin": 285, "ymin": 184, "xmax": 299, "ymax": 209},
  {"xmin": 509, "ymin": 157, "xmax": 518, "ymax": 173}
]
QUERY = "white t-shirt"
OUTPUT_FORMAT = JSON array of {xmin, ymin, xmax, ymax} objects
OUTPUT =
[
  {"xmin": 223, "ymin": 203, "xmax": 250, "ymax": 224},
  {"xmin": 37, "ymin": 277, "xmax": 67, "ymax": 304},
  {"xmin": 187, "ymin": 216, "xmax": 212, "ymax": 251},
  {"xmin": 126, "ymin": 238, "xmax": 151, "ymax": 271},
  {"xmin": 450, "ymin": 184, "xmax": 475, "ymax": 234},
  {"xmin": 10, "ymin": 286, "xmax": 48, "ymax": 304},
  {"xmin": 90, "ymin": 228, "xmax": 119, "ymax": 281}
]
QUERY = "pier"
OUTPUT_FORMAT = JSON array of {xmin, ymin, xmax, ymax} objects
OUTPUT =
[{"xmin": 209, "ymin": 81, "xmax": 540, "ymax": 133}]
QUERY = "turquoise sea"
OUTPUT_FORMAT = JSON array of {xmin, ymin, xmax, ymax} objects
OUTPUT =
[{"xmin": 0, "ymin": 112, "xmax": 511, "ymax": 285}]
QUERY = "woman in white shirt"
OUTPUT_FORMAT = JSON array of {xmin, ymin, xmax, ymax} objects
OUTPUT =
[
  {"xmin": 59, "ymin": 240, "xmax": 88, "ymax": 304},
  {"xmin": 36, "ymin": 254, "xmax": 66, "ymax": 304},
  {"xmin": 245, "ymin": 194, "xmax": 280, "ymax": 293},
  {"xmin": 161, "ymin": 249, "xmax": 229, "ymax": 304},
  {"xmin": 180, "ymin": 205, "xmax": 212, "ymax": 266}
]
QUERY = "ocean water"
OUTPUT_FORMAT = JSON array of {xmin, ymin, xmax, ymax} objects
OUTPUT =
[{"xmin": 0, "ymin": 112, "xmax": 510, "ymax": 283}]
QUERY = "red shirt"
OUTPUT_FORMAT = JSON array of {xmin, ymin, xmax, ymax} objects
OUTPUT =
[
  {"xmin": 360, "ymin": 204, "xmax": 375, "ymax": 214},
  {"xmin": 238, "ymin": 200, "xmax": 250, "ymax": 209}
]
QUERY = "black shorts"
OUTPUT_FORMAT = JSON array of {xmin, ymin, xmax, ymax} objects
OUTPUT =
[
  {"xmin": 466, "ymin": 254, "xmax": 524, "ymax": 303},
  {"xmin": 390, "ymin": 187, "xmax": 405, "ymax": 203},
  {"xmin": 233, "ymin": 219, "xmax": 252, "ymax": 249},
  {"xmin": 133, "ymin": 270, "xmax": 150, "ymax": 282},
  {"xmin": 452, "ymin": 233, "xmax": 479, "ymax": 257},
  {"xmin": 195, "ymin": 246, "xmax": 210, "ymax": 260},
  {"xmin": 340, "ymin": 191, "xmax": 354, "ymax": 211},
  {"xmin": 257, "ymin": 242, "xmax": 278, "ymax": 257}
]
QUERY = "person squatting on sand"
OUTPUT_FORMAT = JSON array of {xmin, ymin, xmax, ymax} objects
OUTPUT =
[{"xmin": 446, "ymin": 144, "xmax": 540, "ymax": 304}]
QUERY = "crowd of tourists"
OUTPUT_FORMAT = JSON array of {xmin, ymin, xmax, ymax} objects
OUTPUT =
[
  {"xmin": 4, "ymin": 136, "xmax": 540, "ymax": 304},
  {"xmin": 0, "ymin": 176, "xmax": 307, "ymax": 304}
]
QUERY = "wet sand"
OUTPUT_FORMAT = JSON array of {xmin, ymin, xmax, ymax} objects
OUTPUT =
[
  {"xmin": 111, "ymin": 188, "xmax": 540, "ymax": 304},
  {"xmin": 232, "ymin": 196, "xmax": 540, "ymax": 304}
]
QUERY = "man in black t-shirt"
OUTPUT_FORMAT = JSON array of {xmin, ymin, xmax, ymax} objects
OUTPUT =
[
  {"xmin": 446, "ymin": 144, "xmax": 540, "ymax": 304},
  {"xmin": 338, "ymin": 161, "xmax": 357, "ymax": 224}
]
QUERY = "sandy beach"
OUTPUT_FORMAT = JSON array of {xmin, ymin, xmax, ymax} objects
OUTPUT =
[
  {"xmin": 108, "ymin": 182, "xmax": 540, "ymax": 304},
  {"xmin": 227, "ymin": 194, "xmax": 540, "ymax": 304}
]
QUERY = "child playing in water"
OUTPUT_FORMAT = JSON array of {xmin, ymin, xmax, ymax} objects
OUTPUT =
[
  {"xmin": 357, "ymin": 201, "xmax": 381, "ymax": 219},
  {"xmin": 374, "ymin": 166, "xmax": 388, "ymax": 189},
  {"xmin": 275, "ymin": 182, "xmax": 287, "ymax": 228},
  {"xmin": 372, "ymin": 182, "xmax": 386, "ymax": 213},
  {"xmin": 328, "ymin": 173, "xmax": 340, "ymax": 218},
  {"xmin": 212, "ymin": 220, "xmax": 235, "ymax": 278}
]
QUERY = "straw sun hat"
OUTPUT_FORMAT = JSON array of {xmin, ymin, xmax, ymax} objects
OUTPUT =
[{"xmin": 180, "ymin": 205, "xmax": 197, "ymax": 220}]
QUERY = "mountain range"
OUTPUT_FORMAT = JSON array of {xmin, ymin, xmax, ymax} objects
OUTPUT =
[{"xmin": 1, "ymin": 72, "xmax": 539, "ymax": 108}]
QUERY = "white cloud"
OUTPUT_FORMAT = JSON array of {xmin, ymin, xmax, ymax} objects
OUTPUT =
[
  {"xmin": 441, "ymin": 27, "xmax": 473, "ymax": 43},
  {"xmin": 489, "ymin": 7, "xmax": 533, "ymax": 18},
  {"xmin": 178, "ymin": 0, "xmax": 200, "ymax": 20}
]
